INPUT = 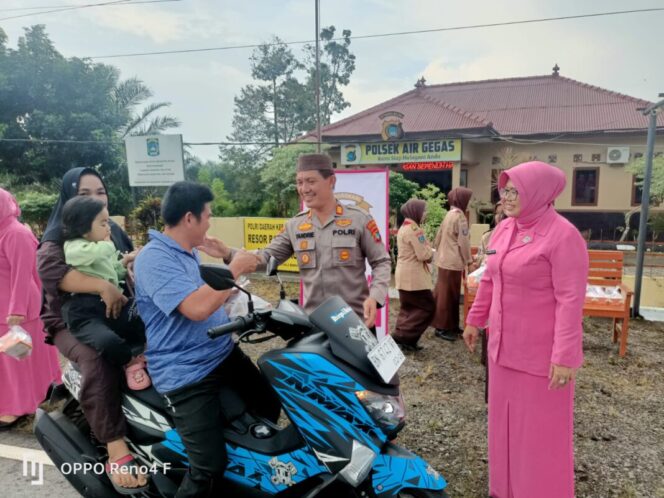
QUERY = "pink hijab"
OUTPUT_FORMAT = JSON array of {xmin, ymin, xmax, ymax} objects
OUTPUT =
[
  {"xmin": 0, "ymin": 187, "xmax": 21, "ymax": 228},
  {"xmin": 498, "ymin": 161, "xmax": 565, "ymax": 228}
]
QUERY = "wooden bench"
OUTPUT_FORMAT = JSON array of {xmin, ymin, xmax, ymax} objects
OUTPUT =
[{"xmin": 463, "ymin": 249, "xmax": 634, "ymax": 357}]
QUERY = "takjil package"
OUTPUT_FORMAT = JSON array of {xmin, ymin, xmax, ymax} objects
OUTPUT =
[{"xmin": 0, "ymin": 325, "xmax": 33, "ymax": 359}]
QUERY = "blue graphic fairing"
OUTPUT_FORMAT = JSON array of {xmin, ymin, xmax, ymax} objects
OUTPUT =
[
  {"xmin": 372, "ymin": 450, "xmax": 447, "ymax": 497},
  {"xmin": 266, "ymin": 353, "xmax": 387, "ymax": 454},
  {"xmin": 225, "ymin": 444, "xmax": 327, "ymax": 494}
]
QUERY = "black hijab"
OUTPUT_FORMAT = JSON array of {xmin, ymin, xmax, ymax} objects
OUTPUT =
[{"xmin": 40, "ymin": 167, "xmax": 133, "ymax": 252}]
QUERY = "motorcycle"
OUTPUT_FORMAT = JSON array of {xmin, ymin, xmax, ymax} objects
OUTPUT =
[{"xmin": 34, "ymin": 259, "xmax": 449, "ymax": 497}]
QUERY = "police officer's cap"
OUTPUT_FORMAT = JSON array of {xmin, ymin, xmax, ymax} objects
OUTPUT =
[{"xmin": 296, "ymin": 153, "xmax": 334, "ymax": 173}]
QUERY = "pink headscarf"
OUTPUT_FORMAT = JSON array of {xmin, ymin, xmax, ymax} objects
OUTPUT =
[
  {"xmin": 0, "ymin": 187, "xmax": 21, "ymax": 226},
  {"xmin": 499, "ymin": 161, "xmax": 565, "ymax": 228}
]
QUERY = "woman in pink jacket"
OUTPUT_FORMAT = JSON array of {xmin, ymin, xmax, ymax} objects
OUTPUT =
[
  {"xmin": 463, "ymin": 161, "xmax": 588, "ymax": 498},
  {"xmin": 0, "ymin": 188, "xmax": 61, "ymax": 430}
]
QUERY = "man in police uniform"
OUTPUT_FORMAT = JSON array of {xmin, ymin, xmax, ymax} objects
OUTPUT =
[{"xmin": 263, "ymin": 153, "xmax": 391, "ymax": 328}]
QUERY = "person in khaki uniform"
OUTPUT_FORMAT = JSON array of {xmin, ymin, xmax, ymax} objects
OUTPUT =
[
  {"xmin": 393, "ymin": 199, "xmax": 434, "ymax": 351},
  {"xmin": 259, "ymin": 154, "xmax": 392, "ymax": 328},
  {"xmin": 432, "ymin": 187, "xmax": 473, "ymax": 341}
]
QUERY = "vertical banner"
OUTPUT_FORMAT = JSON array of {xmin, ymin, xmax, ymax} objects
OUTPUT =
[{"xmin": 334, "ymin": 170, "xmax": 390, "ymax": 338}]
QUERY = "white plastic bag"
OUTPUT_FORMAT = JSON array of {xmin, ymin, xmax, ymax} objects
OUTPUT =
[
  {"xmin": 223, "ymin": 289, "xmax": 272, "ymax": 318},
  {"xmin": 466, "ymin": 265, "xmax": 486, "ymax": 291},
  {"xmin": 0, "ymin": 325, "xmax": 33, "ymax": 360}
]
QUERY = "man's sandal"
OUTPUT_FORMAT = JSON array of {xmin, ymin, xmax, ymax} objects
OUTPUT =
[{"xmin": 105, "ymin": 454, "xmax": 150, "ymax": 495}]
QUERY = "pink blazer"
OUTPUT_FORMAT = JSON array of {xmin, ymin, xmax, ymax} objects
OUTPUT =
[{"xmin": 466, "ymin": 208, "xmax": 589, "ymax": 377}]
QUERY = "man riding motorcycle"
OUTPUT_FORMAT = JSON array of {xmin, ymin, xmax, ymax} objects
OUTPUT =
[{"xmin": 134, "ymin": 181, "xmax": 280, "ymax": 497}]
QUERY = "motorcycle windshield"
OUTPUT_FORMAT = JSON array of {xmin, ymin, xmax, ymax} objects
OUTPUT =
[{"xmin": 308, "ymin": 296, "xmax": 385, "ymax": 383}]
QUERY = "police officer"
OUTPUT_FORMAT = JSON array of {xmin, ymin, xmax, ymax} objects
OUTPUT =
[
  {"xmin": 265, "ymin": 153, "xmax": 391, "ymax": 327},
  {"xmin": 200, "ymin": 154, "xmax": 391, "ymax": 327}
]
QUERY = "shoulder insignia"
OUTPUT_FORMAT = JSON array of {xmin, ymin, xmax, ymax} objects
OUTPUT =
[
  {"xmin": 366, "ymin": 220, "xmax": 382, "ymax": 243},
  {"xmin": 335, "ymin": 218, "xmax": 352, "ymax": 227}
]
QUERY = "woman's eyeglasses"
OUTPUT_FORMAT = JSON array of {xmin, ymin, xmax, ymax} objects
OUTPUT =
[{"xmin": 499, "ymin": 188, "xmax": 519, "ymax": 201}]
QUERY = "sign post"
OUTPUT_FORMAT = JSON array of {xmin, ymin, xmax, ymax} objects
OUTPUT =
[{"xmin": 125, "ymin": 134, "xmax": 185, "ymax": 187}]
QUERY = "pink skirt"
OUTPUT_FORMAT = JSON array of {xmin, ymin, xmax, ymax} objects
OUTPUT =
[
  {"xmin": 0, "ymin": 318, "xmax": 61, "ymax": 416},
  {"xmin": 488, "ymin": 356, "xmax": 575, "ymax": 498}
]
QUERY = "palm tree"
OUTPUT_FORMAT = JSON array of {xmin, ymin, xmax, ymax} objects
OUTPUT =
[{"xmin": 113, "ymin": 77, "xmax": 181, "ymax": 138}]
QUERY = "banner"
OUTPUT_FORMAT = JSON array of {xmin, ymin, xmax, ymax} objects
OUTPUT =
[
  {"xmin": 125, "ymin": 134, "xmax": 185, "ymax": 187},
  {"xmin": 243, "ymin": 218, "xmax": 298, "ymax": 272},
  {"xmin": 341, "ymin": 139, "xmax": 461, "ymax": 165},
  {"xmin": 330, "ymin": 170, "xmax": 390, "ymax": 338}
]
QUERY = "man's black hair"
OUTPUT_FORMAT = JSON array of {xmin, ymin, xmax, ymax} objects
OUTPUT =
[
  {"xmin": 61, "ymin": 196, "xmax": 106, "ymax": 241},
  {"xmin": 161, "ymin": 181, "xmax": 214, "ymax": 226}
]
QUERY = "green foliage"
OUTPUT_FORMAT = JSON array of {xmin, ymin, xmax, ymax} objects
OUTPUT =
[
  {"xmin": 127, "ymin": 196, "xmax": 163, "ymax": 245},
  {"xmin": 15, "ymin": 191, "xmax": 57, "ymax": 236},
  {"xmin": 415, "ymin": 184, "xmax": 448, "ymax": 242},
  {"xmin": 388, "ymin": 171, "xmax": 420, "ymax": 213},
  {"xmin": 626, "ymin": 155, "xmax": 664, "ymax": 205},
  {"xmin": 259, "ymin": 144, "xmax": 315, "ymax": 217},
  {"xmin": 648, "ymin": 212, "xmax": 664, "ymax": 237},
  {"xmin": 0, "ymin": 25, "xmax": 180, "ymax": 212},
  {"xmin": 210, "ymin": 178, "xmax": 236, "ymax": 216}
]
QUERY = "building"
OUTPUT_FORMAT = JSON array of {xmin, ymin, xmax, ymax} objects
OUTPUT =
[{"xmin": 308, "ymin": 68, "xmax": 664, "ymax": 240}]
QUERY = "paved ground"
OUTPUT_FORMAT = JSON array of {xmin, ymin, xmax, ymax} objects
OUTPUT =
[{"xmin": 0, "ymin": 431, "xmax": 77, "ymax": 497}]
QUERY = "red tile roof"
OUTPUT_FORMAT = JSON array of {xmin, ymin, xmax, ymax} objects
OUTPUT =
[{"xmin": 315, "ymin": 75, "xmax": 664, "ymax": 139}]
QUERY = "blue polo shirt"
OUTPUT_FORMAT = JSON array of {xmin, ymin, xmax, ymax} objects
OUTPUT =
[{"xmin": 134, "ymin": 230, "xmax": 233, "ymax": 393}]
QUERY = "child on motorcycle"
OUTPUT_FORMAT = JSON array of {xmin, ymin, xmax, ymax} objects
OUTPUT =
[{"xmin": 60, "ymin": 195, "xmax": 150, "ymax": 390}]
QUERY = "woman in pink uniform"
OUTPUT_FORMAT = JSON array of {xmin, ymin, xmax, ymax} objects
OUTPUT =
[
  {"xmin": 0, "ymin": 187, "xmax": 61, "ymax": 430},
  {"xmin": 463, "ymin": 161, "xmax": 588, "ymax": 498}
]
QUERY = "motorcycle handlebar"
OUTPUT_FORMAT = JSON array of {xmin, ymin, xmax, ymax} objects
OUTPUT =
[{"xmin": 207, "ymin": 315, "xmax": 254, "ymax": 338}]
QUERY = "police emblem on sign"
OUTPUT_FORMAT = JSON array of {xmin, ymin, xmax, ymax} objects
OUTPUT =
[
  {"xmin": 269, "ymin": 457, "xmax": 297, "ymax": 486},
  {"xmin": 146, "ymin": 138, "xmax": 160, "ymax": 157},
  {"xmin": 379, "ymin": 111, "xmax": 405, "ymax": 140}
]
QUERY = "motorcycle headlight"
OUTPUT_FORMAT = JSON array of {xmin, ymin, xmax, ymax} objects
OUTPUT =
[{"xmin": 355, "ymin": 390, "xmax": 406, "ymax": 431}]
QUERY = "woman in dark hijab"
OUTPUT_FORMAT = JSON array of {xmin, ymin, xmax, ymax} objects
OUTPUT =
[
  {"xmin": 432, "ymin": 187, "xmax": 473, "ymax": 341},
  {"xmin": 393, "ymin": 199, "xmax": 434, "ymax": 351},
  {"xmin": 37, "ymin": 167, "xmax": 148, "ymax": 493}
]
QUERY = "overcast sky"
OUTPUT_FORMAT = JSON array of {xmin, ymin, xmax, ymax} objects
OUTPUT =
[{"xmin": 2, "ymin": 0, "xmax": 663, "ymax": 161}]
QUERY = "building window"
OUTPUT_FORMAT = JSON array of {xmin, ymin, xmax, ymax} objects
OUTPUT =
[
  {"xmin": 632, "ymin": 175, "xmax": 643, "ymax": 206},
  {"xmin": 572, "ymin": 168, "xmax": 599, "ymax": 206},
  {"xmin": 491, "ymin": 168, "xmax": 505, "ymax": 204},
  {"xmin": 460, "ymin": 169, "xmax": 468, "ymax": 187}
]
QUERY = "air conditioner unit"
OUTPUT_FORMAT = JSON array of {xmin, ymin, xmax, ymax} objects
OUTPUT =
[{"xmin": 607, "ymin": 147, "xmax": 630, "ymax": 164}]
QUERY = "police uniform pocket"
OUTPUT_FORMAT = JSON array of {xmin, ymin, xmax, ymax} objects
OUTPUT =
[
  {"xmin": 294, "ymin": 239, "xmax": 316, "ymax": 269},
  {"xmin": 332, "ymin": 237, "xmax": 357, "ymax": 267}
]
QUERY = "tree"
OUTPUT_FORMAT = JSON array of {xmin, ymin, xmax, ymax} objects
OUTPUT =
[
  {"xmin": 303, "ymin": 27, "xmax": 356, "ymax": 125},
  {"xmin": 389, "ymin": 171, "xmax": 420, "ymax": 213},
  {"xmin": 220, "ymin": 26, "xmax": 356, "ymax": 172},
  {"xmin": 416, "ymin": 184, "xmax": 448, "ymax": 242},
  {"xmin": 627, "ymin": 155, "xmax": 664, "ymax": 206},
  {"xmin": 0, "ymin": 25, "xmax": 181, "ymax": 216}
]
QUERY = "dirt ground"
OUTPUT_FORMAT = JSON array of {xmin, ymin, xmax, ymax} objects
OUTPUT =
[{"xmin": 241, "ymin": 278, "xmax": 664, "ymax": 498}]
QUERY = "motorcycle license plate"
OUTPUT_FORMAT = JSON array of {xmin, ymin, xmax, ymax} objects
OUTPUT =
[{"xmin": 368, "ymin": 335, "xmax": 405, "ymax": 383}]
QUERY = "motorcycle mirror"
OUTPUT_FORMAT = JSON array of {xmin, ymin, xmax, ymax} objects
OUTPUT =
[
  {"xmin": 199, "ymin": 264, "xmax": 235, "ymax": 291},
  {"xmin": 266, "ymin": 256, "xmax": 280, "ymax": 277}
]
